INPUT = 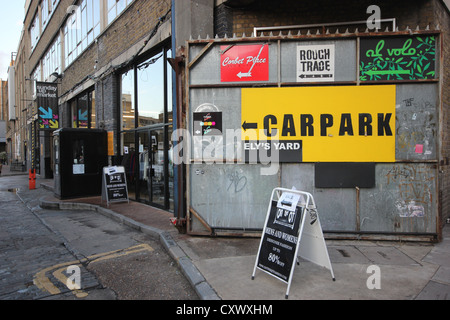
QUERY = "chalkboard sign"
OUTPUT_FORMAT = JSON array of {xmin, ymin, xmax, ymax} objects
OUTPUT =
[
  {"xmin": 102, "ymin": 166, "xmax": 129, "ymax": 206},
  {"xmin": 257, "ymin": 200, "xmax": 304, "ymax": 282},
  {"xmin": 253, "ymin": 188, "xmax": 335, "ymax": 299}
]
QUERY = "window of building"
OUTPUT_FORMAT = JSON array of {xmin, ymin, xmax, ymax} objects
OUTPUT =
[
  {"xmin": 137, "ymin": 53, "xmax": 165, "ymax": 127},
  {"xmin": 121, "ymin": 70, "xmax": 135, "ymax": 131},
  {"xmin": 31, "ymin": 0, "xmax": 61, "ymax": 51},
  {"xmin": 44, "ymin": 0, "xmax": 61, "ymax": 29},
  {"xmin": 64, "ymin": 0, "xmax": 101, "ymax": 68},
  {"xmin": 119, "ymin": 47, "xmax": 173, "ymax": 211},
  {"xmin": 120, "ymin": 48, "xmax": 173, "ymax": 130},
  {"xmin": 41, "ymin": 0, "xmax": 50, "ymax": 29},
  {"xmin": 107, "ymin": 0, "xmax": 134, "ymax": 25},
  {"xmin": 71, "ymin": 90, "xmax": 96, "ymax": 129},
  {"xmin": 31, "ymin": 65, "xmax": 42, "ymax": 97},
  {"xmin": 42, "ymin": 35, "xmax": 61, "ymax": 81},
  {"xmin": 30, "ymin": 13, "xmax": 40, "ymax": 52}
]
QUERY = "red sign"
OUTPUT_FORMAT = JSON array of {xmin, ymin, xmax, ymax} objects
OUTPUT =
[{"xmin": 221, "ymin": 44, "xmax": 269, "ymax": 82}]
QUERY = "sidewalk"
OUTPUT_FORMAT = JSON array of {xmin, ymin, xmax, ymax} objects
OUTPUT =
[
  {"xmin": 0, "ymin": 164, "xmax": 28, "ymax": 177},
  {"xmin": 16, "ymin": 175, "xmax": 450, "ymax": 300}
]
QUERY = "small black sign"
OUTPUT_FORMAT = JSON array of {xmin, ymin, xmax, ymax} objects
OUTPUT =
[
  {"xmin": 193, "ymin": 112, "xmax": 223, "ymax": 136},
  {"xmin": 257, "ymin": 201, "xmax": 303, "ymax": 282},
  {"xmin": 102, "ymin": 167, "xmax": 129, "ymax": 205},
  {"xmin": 315, "ymin": 163, "xmax": 375, "ymax": 188}
]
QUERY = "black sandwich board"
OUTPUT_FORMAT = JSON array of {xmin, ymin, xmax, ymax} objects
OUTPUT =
[
  {"xmin": 101, "ymin": 166, "xmax": 129, "ymax": 206},
  {"xmin": 252, "ymin": 188, "xmax": 335, "ymax": 299}
]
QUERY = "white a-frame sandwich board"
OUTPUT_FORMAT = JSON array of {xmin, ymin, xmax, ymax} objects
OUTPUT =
[
  {"xmin": 101, "ymin": 166, "xmax": 130, "ymax": 207},
  {"xmin": 252, "ymin": 188, "xmax": 335, "ymax": 299}
]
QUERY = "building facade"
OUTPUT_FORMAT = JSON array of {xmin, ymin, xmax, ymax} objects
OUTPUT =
[
  {"xmin": 13, "ymin": 0, "xmax": 175, "ymax": 207},
  {"xmin": 0, "ymin": 80, "xmax": 7, "ymax": 157},
  {"xmin": 8, "ymin": 0, "xmax": 450, "ymax": 241}
]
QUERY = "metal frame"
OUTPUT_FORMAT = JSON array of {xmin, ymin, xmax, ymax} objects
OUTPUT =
[
  {"xmin": 252, "ymin": 188, "xmax": 335, "ymax": 299},
  {"xmin": 184, "ymin": 27, "xmax": 443, "ymax": 240},
  {"xmin": 254, "ymin": 19, "xmax": 397, "ymax": 36}
]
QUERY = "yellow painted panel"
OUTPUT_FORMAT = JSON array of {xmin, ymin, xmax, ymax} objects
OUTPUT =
[{"xmin": 241, "ymin": 86, "xmax": 396, "ymax": 162}]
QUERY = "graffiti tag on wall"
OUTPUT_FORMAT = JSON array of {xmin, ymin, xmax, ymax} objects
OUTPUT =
[
  {"xmin": 385, "ymin": 164, "xmax": 434, "ymax": 218},
  {"xmin": 360, "ymin": 36, "xmax": 436, "ymax": 81}
]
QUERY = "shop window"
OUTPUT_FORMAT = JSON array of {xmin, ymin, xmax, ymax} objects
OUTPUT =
[
  {"xmin": 137, "ymin": 53, "xmax": 165, "ymax": 127},
  {"xmin": 119, "ymin": 47, "xmax": 174, "ymax": 210},
  {"xmin": 120, "ymin": 48, "xmax": 173, "ymax": 133},
  {"xmin": 121, "ymin": 70, "xmax": 135, "ymax": 131},
  {"xmin": 71, "ymin": 90, "xmax": 96, "ymax": 129}
]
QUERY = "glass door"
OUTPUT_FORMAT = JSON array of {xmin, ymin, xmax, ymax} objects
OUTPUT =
[
  {"xmin": 137, "ymin": 130, "xmax": 151, "ymax": 203},
  {"xmin": 149, "ymin": 128, "xmax": 165, "ymax": 208},
  {"xmin": 135, "ymin": 127, "xmax": 169, "ymax": 209},
  {"xmin": 122, "ymin": 131, "xmax": 137, "ymax": 201},
  {"xmin": 120, "ymin": 46, "xmax": 174, "ymax": 211}
]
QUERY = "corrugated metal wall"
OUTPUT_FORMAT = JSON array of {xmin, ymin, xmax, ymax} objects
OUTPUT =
[{"xmin": 185, "ymin": 30, "xmax": 441, "ymax": 241}]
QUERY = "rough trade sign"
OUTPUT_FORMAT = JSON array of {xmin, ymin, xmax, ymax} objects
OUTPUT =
[
  {"xmin": 241, "ymin": 86, "xmax": 396, "ymax": 162},
  {"xmin": 297, "ymin": 44, "xmax": 335, "ymax": 82}
]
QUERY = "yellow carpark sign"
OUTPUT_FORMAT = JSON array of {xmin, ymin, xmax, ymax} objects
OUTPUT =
[{"xmin": 241, "ymin": 86, "xmax": 396, "ymax": 162}]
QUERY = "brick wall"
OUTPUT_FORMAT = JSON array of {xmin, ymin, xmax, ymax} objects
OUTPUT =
[
  {"xmin": 215, "ymin": 0, "xmax": 437, "ymax": 36},
  {"xmin": 26, "ymin": 0, "xmax": 73, "ymax": 78},
  {"xmin": 97, "ymin": 0, "xmax": 170, "ymax": 69},
  {"xmin": 21, "ymin": 0, "xmax": 170, "ymax": 109},
  {"xmin": 61, "ymin": 0, "xmax": 171, "ymax": 96}
]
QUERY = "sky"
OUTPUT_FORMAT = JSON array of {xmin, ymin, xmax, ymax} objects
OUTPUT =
[{"xmin": 0, "ymin": 0, "xmax": 25, "ymax": 80}]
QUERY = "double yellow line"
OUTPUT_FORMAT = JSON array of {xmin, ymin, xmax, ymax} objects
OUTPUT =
[{"xmin": 33, "ymin": 244, "xmax": 154, "ymax": 299}]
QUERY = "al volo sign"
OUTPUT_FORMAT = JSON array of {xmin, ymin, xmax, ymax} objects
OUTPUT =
[
  {"xmin": 360, "ymin": 36, "xmax": 436, "ymax": 81},
  {"xmin": 221, "ymin": 44, "xmax": 269, "ymax": 82}
]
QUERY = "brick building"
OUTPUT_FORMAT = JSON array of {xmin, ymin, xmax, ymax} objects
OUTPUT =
[
  {"xmin": 9, "ymin": 0, "xmax": 450, "ymax": 240},
  {"xmin": 0, "ymin": 79, "xmax": 7, "ymax": 156},
  {"xmin": 13, "ymin": 0, "xmax": 174, "ymax": 203}
]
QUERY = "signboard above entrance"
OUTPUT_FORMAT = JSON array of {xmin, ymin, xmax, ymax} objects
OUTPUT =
[
  {"xmin": 221, "ymin": 44, "xmax": 269, "ymax": 82},
  {"xmin": 241, "ymin": 86, "xmax": 396, "ymax": 163}
]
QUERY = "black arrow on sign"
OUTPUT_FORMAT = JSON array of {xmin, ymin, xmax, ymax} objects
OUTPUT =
[
  {"xmin": 299, "ymin": 74, "xmax": 333, "ymax": 79},
  {"xmin": 242, "ymin": 121, "xmax": 258, "ymax": 131}
]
